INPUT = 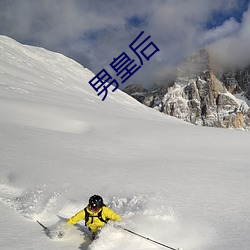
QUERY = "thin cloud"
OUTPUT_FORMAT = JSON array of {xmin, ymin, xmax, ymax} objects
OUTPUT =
[
  {"xmin": 200, "ymin": 17, "xmax": 240, "ymax": 45},
  {"xmin": 209, "ymin": 4, "xmax": 250, "ymax": 69}
]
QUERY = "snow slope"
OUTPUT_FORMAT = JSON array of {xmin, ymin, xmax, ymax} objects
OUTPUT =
[{"xmin": 0, "ymin": 35, "xmax": 250, "ymax": 250}]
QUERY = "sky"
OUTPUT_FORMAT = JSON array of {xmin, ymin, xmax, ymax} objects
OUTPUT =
[{"xmin": 0, "ymin": 0, "xmax": 249, "ymax": 88}]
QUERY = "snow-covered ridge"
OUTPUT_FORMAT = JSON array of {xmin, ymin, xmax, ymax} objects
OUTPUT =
[
  {"xmin": 0, "ymin": 35, "xmax": 147, "ymax": 107},
  {"xmin": 0, "ymin": 35, "xmax": 153, "ymax": 134}
]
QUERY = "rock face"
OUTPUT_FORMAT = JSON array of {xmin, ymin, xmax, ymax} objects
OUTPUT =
[
  {"xmin": 218, "ymin": 66, "xmax": 250, "ymax": 100},
  {"xmin": 123, "ymin": 49, "xmax": 250, "ymax": 130}
]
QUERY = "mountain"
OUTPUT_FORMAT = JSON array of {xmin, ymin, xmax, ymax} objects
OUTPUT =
[
  {"xmin": 123, "ymin": 49, "xmax": 250, "ymax": 130},
  {"xmin": 1, "ymin": 36, "xmax": 250, "ymax": 250}
]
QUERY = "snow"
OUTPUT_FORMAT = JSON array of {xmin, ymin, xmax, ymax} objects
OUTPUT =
[
  {"xmin": 0, "ymin": 35, "xmax": 250, "ymax": 250},
  {"xmin": 234, "ymin": 93, "xmax": 250, "ymax": 107}
]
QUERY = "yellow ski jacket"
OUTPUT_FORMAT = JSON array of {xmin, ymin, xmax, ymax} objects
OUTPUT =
[{"xmin": 67, "ymin": 206, "xmax": 121, "ymax": 233}]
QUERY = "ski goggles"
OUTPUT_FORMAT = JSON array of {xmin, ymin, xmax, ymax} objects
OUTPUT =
[{"xmin": 89, "ymin": 205, "xmax": 101, "ymax": 212}]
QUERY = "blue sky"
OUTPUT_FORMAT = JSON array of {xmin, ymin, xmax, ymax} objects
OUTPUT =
[
  {"xmin": 0, "ymin": 0, "xmax": 249, "ymax": 88},
  {"xmin": 206, "ymin": 0, "xmax": 249, "ymax": 28}
]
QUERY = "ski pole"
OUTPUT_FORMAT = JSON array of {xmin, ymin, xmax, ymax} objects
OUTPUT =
[
  {"xmin": 122, "ymin": 227, "xmax": 180, "ymax": 250},
  {"xmin": 37, "ymin": 220, "xmax": 48, "ymax": 231}
]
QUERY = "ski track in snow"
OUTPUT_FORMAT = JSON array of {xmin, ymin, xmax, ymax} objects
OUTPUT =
[{"xmin": 0, "ymin": 180, "xmax": 211, "ymax": 250}]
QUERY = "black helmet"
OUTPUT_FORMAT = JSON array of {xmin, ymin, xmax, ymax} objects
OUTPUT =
[{"xmin": 89, "ymin": 195, "xmax": 104, "ymax": 210}]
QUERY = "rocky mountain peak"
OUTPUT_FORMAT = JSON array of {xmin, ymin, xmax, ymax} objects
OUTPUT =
[
  {"xmin": 177, "ymin": 48, "xmax": 210, "ymax": 78},
  {"xmin": 123, "ymin": 49, "xmax": 250, "ymax": 130}
]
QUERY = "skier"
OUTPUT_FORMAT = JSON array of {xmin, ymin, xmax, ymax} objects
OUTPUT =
[{"xmin": 66, "ymin": 194, "xmax": 122, "ymax": 239}]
